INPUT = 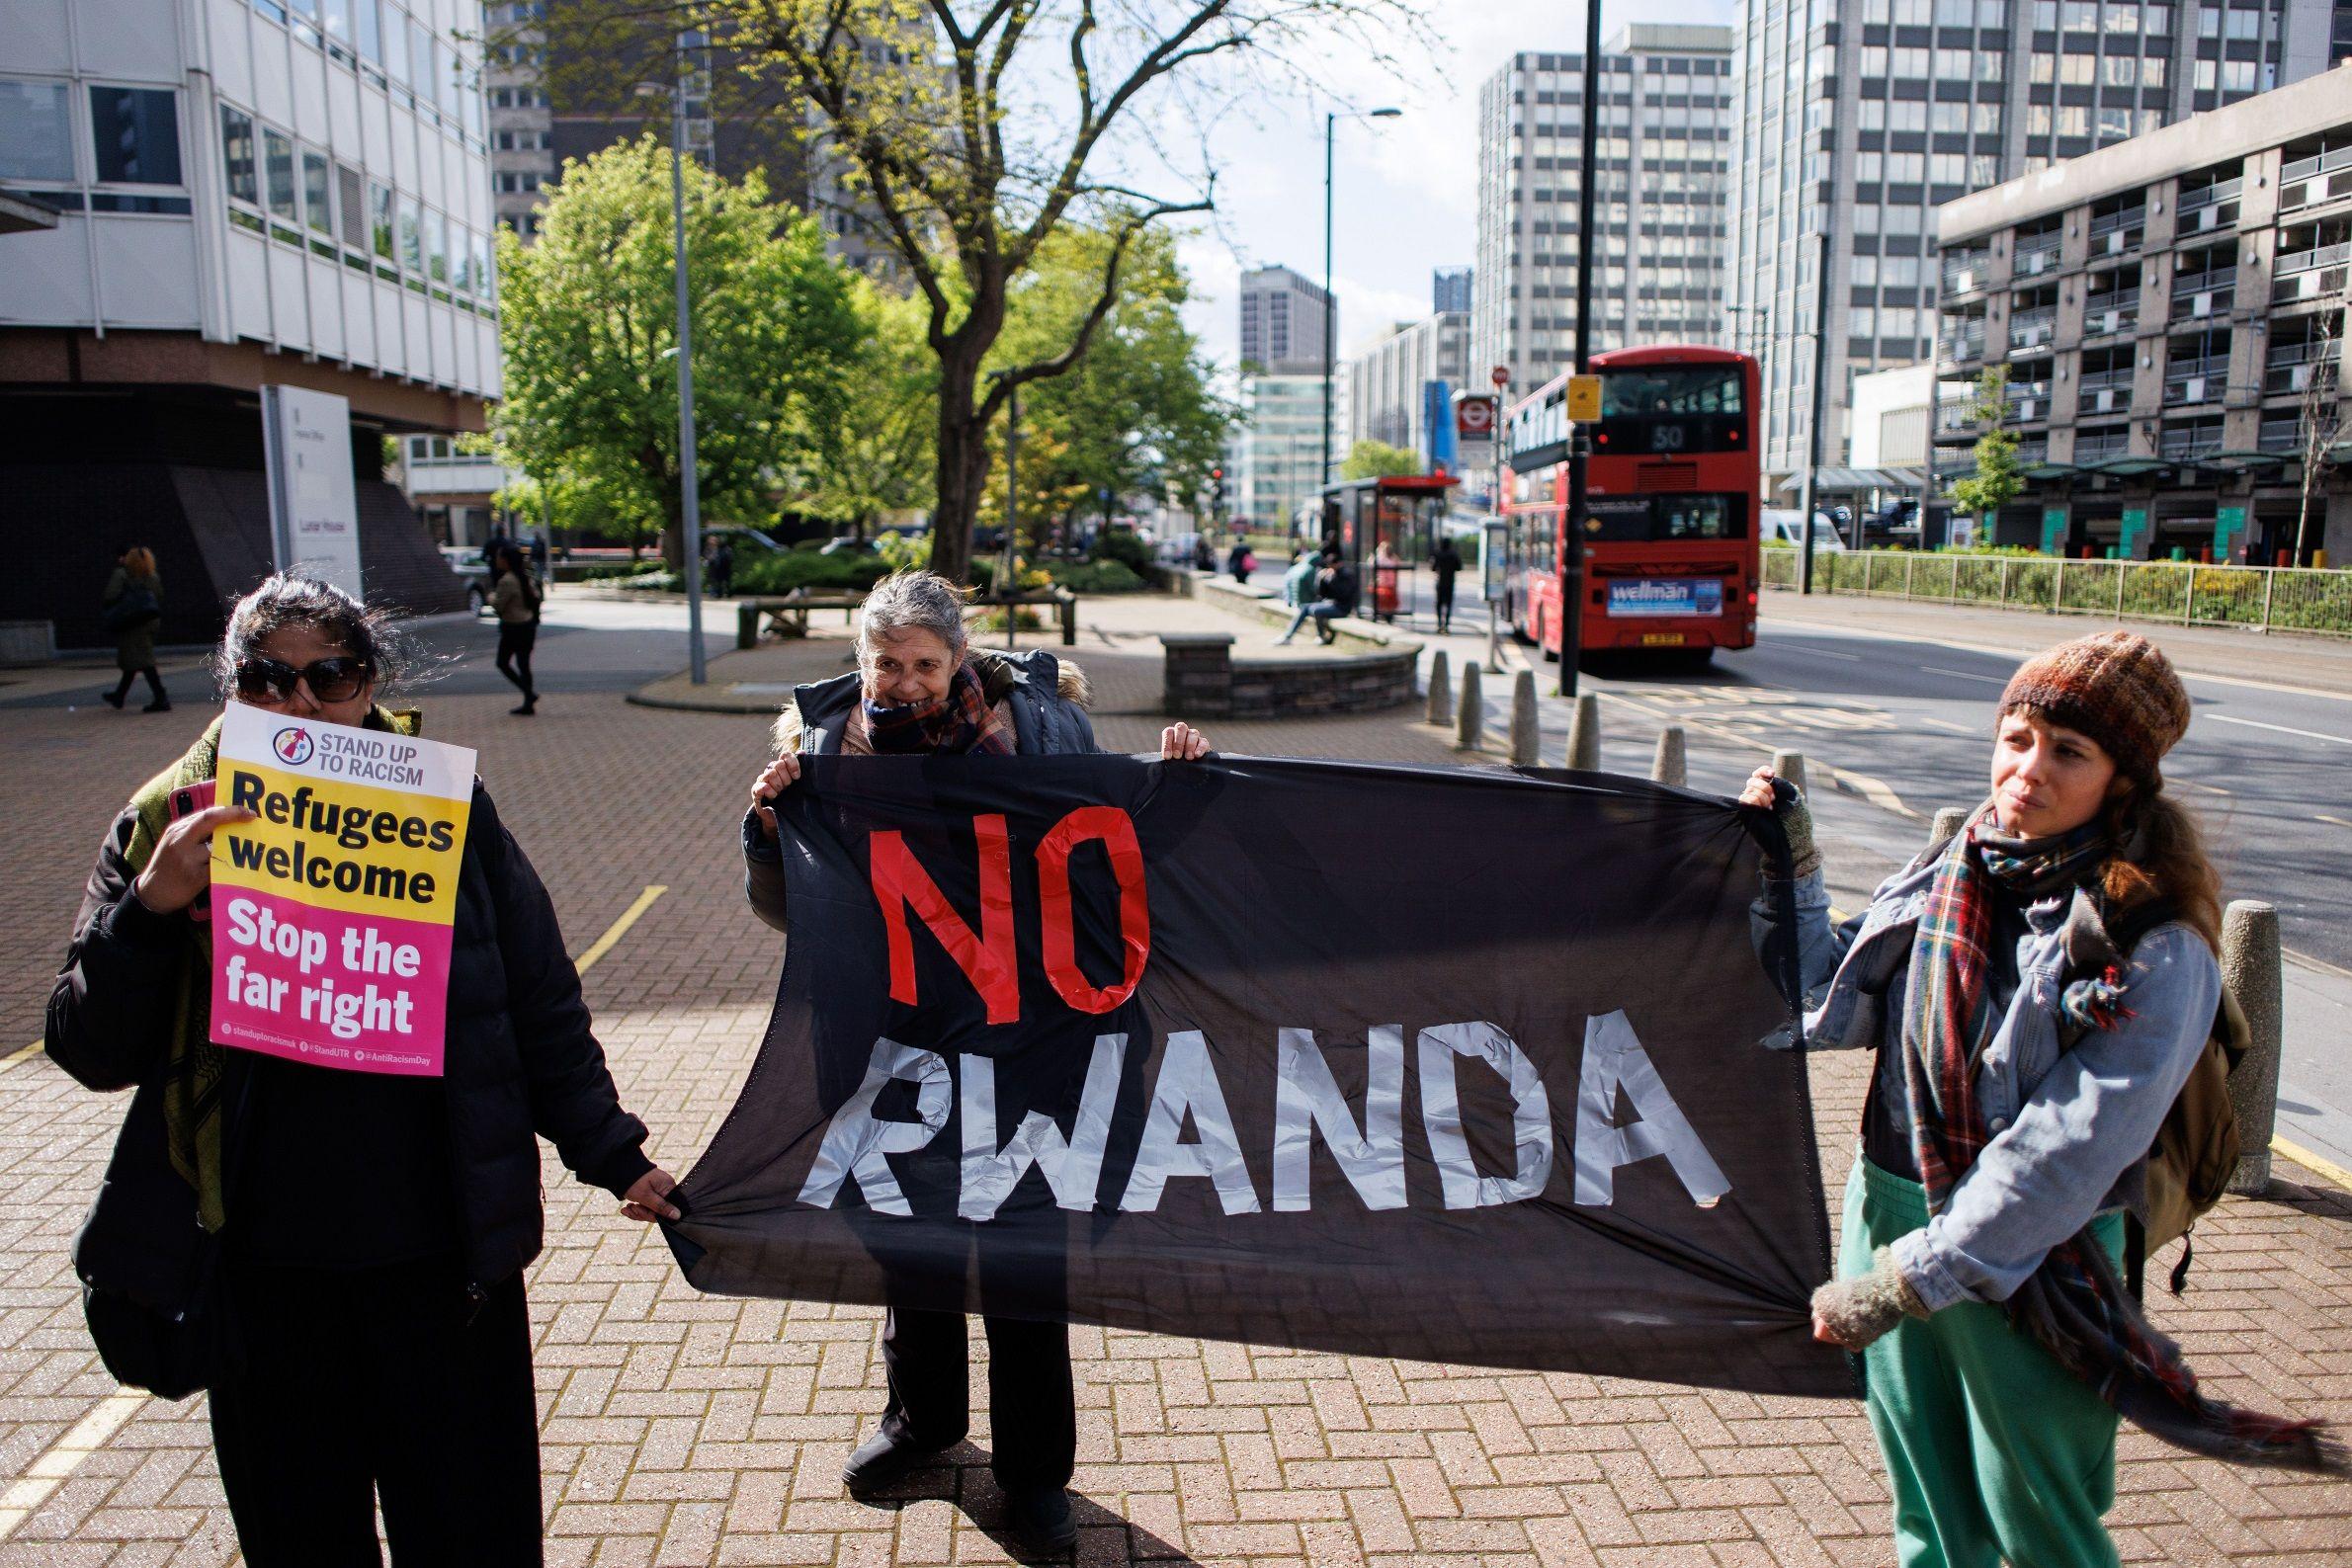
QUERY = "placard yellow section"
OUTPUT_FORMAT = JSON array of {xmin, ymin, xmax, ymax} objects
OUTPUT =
[{"xmin": 214, "ymin": 754, "xmax": 472, "ymax": 925}]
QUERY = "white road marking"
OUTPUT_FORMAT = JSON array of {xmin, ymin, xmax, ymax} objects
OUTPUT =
[
  {"xmin": 0, "ymin": 1393, "xmax": 145, "ymax": 1540},
  {"xmin": 2317, "ymin": 814, "xmax": 2352, "ymax": 830},
  {"xmin": 2206, "ymin": 713, "xmax": 2352, "ymax": 747},
  {"xmin": 1920, "ymin": 716, "xmax": 1979, "ymax": 736},
  {"xmin": 1922, "ymin": 664, "xmax": 2007, "ymax": 685}
]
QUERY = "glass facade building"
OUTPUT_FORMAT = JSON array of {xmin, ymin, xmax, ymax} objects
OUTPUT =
[
  {"xmin": 1471, "ymin": 27, "xmax": 1736, "ymax": 405},
  {"xmin": 1729, "ymin": 0, "xmax": 2340, "ymax": 482}
]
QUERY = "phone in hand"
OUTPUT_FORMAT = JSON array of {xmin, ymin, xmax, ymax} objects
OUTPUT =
[{"xmin": 167, "ymin": 781, "xmax": 216, "ymax": 923}]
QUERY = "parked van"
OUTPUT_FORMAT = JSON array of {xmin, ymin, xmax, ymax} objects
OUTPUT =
[{"xmin": 1758, "ymin": 509, "xmax": 1848, "ymax": 550}]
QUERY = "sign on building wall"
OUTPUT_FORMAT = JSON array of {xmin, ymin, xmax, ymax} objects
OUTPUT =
[
  {"xmin": 262, "ymin": 385, "xmax": 364, "ymax": 600},
  {"xmin": 2119, "ymin": 506, "xmax": 2151, "ymax": 560},
  {"xmin": 2041, "ymin": 506, "xmax": 2069, "ymax": 556},
  {"xmin": 2214, "ymin": 505, "xmax": 2248, "ymax": 563}
]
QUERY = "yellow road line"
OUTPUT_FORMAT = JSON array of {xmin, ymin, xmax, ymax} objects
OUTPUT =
[
  {"xmin": 1594, "ymin": 688, "xmax": 1920, "ymax": 819},
  {"xmin": 2273, "ymin": 1135, "xmax": 2352, "ymax": 1194},
  {"xmin": 1, "ymin": 1040, "xmax": 40, "ymax": 1069},
  {"xmin": 0, "ymin": 1392, "xmax": 145, "ymax": 1541},
  {"xmin": 2315, "ymin": 814, "xmax": 2352, "ymax": 830},
  {"xmin": 575, "ymin": 884, "xmax": 666, "ymax": 975}
]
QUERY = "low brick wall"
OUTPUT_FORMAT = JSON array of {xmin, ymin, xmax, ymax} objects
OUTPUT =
[{"xmin": 1160, "ymin": 632, "xmax": 1420, "ymax": 718}]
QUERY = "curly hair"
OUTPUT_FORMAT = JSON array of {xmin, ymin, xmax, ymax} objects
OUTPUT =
[{"xmin": 2101, "ymin": 782, "xmax": 2223, "ymax": 952}]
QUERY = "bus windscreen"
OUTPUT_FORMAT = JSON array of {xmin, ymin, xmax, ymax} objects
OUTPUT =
[
  {"xmin": 1599, "ymin": 367, "xmax": 1745, "ymax": 417},
  {"xmin": 1584, "ymin": 495, "xmax": 1747, "ymax": 542}
]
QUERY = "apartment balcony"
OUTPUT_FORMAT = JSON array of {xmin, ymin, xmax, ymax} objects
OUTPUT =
[
  {"xmin": 2265, "ymin": 338, "xmax": 2330, "ymax": 394},
  {"xmin": 2009, "ymin": 309, "xmax": 2058, "ymax": 353},
  {"xmin": 2087, "ymin": 206, "xmax": 2145, "ymax": 258},
  {"xmin": 1943, "ymin": 251, "xmax": 1995, "ymax": 296},
  {"xmin": 2072, "ymin": 430, "xmax": 2134, "ymax": 462},
  {"xmin": 1937, "ymin": 402, "xmax": 1978, "ymax": 435},
  {"xmin": 2004, "ymin": 383, "xmax": 2053, "ymax": 423},
  {"xmin": 1944, "ymin": 323, "xmax": 1988, "ymax": 364},
  {"xmin": 2169, "ymin": 272, "xmax": 2234, "ymax": 322},
  {"xmin": 2159, "ymin": 425, "xmax": 2225, "ymax": 461},
  {"xmin": 2258, "ymin": 414, "xmax": 2309, "ymax": 454},
  {"xmin": 2014, "ymin": 240, "xmax": 2062, "ymax": 278},
  {"xmin": 2280, "ymin": 144, "xmax": 2352, "ymax": 215},
  {"xmin": 2080, "ymin": 291, "xmax": 2138, "ymax": 339},
  {"xmin": 2275, "ymin": 238, "xmax": 2350, "ymax": 278},
  {"xmin": 2076, "ymin": 370, "xmax": 2134, "ymax": 417},
  {"xmin": 2162, "ymin": 358, "xmax": 2229, "ymax": 406},
  {"xmin": 2176, "ymin": 177, "xmax": 2242, "ymax": 235},
  {"xmin": 2014, "ymin": 440, "xmax": 2050, "ymax": 465},
  {"xmin": 2272, "ymin": 252, "xmax": 2350, "ymax": 307}
]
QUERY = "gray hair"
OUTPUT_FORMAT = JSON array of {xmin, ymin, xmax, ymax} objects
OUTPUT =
[{"xmin": 856, "ymin": 570, "xmax": 969, "ymax": 666}]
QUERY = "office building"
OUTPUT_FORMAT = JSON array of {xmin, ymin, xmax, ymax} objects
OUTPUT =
[
  {"xmin": 1433, "ymin": 266, "xmax": 1473, "ymax": 315},
  {"xmin": 1240, "ymin": 265, "xmax": 1332, "ymax": 373},
  {"xmin": 1346, "ymin": 311, "xmax": 1470, "ymax": 467},
  {"xmin": 1933, "ymin": 60, "xmax": 2352, "ymax": 562},
  {"xmin": 1470, "ymin": 27, "xmax": 1736, "ymax": 406},
  {"xmin": 1729, "ymin": 0, "xmax": 2342, "ymax": 494},
  {"xmin": 1236, "ymin": 371, "xmax": 1345, "ymax": 534},
  {"xmin": 2, "ymin": 0, "xmax": 495, "ymax": 649}
]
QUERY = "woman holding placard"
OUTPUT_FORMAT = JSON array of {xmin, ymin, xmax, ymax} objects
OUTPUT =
[{"xmin": 47, "ymin": 571, "xmax": 679, "ymax": 1565}]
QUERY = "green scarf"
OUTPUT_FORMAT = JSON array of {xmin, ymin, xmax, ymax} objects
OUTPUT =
[{"xmin": 121, "ymin": 706, "xmax": 421, "ymax": 1233}]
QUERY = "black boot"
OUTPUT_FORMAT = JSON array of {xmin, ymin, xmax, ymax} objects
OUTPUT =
[
  {"xmin": 841, "ymin": 1428, "xmax": 944, "ymax": 1496},
  {"xmin": 1004, "ymin": 1487, "xmax": 1076, "ymax": 1555}
]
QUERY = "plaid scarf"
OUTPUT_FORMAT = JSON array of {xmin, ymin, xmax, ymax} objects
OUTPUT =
[
  {"xmin": 1899, "ymin": 805, "xmax": 2341, "ymax": 1473},
  {"xmin": 861, "ymin": 662, "xmax": 1016, "ymax": 757}
]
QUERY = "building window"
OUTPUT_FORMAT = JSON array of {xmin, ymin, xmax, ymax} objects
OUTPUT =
[
  {"xmin": 425, "ymin": 206, "xmax": 447, "ymax": 284},
  {"xmin": 369, "ymin": 178, "xmax": 394, "ymax": 260},
  {"xmin": 399, "ymin": 192, "xmax": 422, "ymax": 276},
  {"xmin": 301, "ymin": 147, "xmax": 331, "ymax": 233},
  {"xmin": 356, "ymin": 0, "xmax": 380, "ymax": 65},
  {"xmin": 2, "ymin": 79, "xmax": 75, "ymax": 183},
  {"xmin": 263, "ymin": 127, "xmax": 296, "ymax": 221},
  {"xmin": 88, "ymin": 86, "xmax": 181, "ymax": 185},
  {"xmin": 336, "ymin": 161, "xmax": 364, "ymax": 247},
  {"xmin": 219, "ymin": 105, "xmax": 257, "ymax": 203}
]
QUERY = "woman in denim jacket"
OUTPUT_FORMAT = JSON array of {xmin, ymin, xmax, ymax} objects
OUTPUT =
[{"xmin": 1744, "ymin": 629, "xmax": 2336, "ymax": 1568}]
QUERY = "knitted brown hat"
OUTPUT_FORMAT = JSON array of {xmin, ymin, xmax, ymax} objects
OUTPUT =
[{"xmin": 1998, "ymin": 629, "xmax": 2190, "ymax": 786}]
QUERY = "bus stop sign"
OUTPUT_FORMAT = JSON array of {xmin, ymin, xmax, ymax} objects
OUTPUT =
[{"xmin": 1566, "ymin": 375, "xmax": 1602, "ymax": 422}]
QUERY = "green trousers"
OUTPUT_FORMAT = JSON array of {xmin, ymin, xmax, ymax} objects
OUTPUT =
[{"xmin": 1842, "ymin": 1156, "xmax": 2125, "ymax": 1568}]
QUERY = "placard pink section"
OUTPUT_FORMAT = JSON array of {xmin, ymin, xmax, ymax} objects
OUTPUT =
[{"xmin": 210, "ymin": 886, "xmax": 451, "ymax": 1076}]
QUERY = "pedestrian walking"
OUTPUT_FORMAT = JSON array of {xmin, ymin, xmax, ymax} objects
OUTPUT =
[
  {"xmin": 707, "ymin": 536, "xmax": 735, "ymax": 599},
  {"xmin": 1431, "ymin": 535, "xmax": 1464, "ymax": 634},
  {"xmin": 741, "ymin": 570, "xmax": 1211, "ymax": 1558},
  {"xmin": 1745, "ymin": 628, "xmax": 2340, "ymax": 1567},
  {"xmin": 490, "ymin": 543, "xmax": 542, "ymax": 716},
  {"xmin": 47, "ymin": 571, "xmax": 680, "ymax": 1567},
  {"xmin": 102, "ymin": 544, "xmax": 170, "ymax": 712},
  {"xmin": 1275, "ymin": 556, "xmax": 1357, "ymax": 645},
  {"xmin": 1226, "ymin": 538, "xmax": 1255, "ymax": 584},
  {"xmin": 528, "ymin": 527, "xmax": 549, "ymax": 586}
]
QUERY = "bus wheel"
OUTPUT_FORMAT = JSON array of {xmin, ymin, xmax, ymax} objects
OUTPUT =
[{"xmin": 1668, "ymin": 646, "xmax": 1715, "ymax": 671}]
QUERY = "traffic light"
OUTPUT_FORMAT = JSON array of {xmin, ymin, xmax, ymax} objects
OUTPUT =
[{"xmin": 1209, "ymin": 466, "xmax": 1225, "ymax": 514}]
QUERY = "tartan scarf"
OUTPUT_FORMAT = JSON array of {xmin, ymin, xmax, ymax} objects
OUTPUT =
[
  {"xmin": 861, "ymin": 662, "xmax": 1015, "ymax": 757},
  {"xmin": 121, "ymin": 705, "xmax": 421, "ymax": 1234},
  {"xmin": 1899, "ymin": 805, "xmax": 2341, "ymax": 1473}
]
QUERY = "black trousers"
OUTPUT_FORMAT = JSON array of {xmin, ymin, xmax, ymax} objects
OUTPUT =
[
  {"xmin": 495, "ymin": 621, "xmax": 537, "ymax": 699},
  {"xmin": 209, "ymin": 1258, "xmax": 542, "ymax": 1566},
  {"xmin": 880, "ymin": 1303, "xmax": 1075, "ymax": 1492},
  {"xmin": 1434, "ymin": 578, "xmax": 1457, "ymax": 628}
]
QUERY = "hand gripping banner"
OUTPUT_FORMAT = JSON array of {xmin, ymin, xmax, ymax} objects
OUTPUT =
[{"xmin": 669, "ymin": 755, "xmax": 1847, "ymax": 1397}]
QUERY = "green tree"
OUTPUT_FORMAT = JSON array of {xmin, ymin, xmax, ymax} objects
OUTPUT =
[
  {"xmin": 1340, "ymin": 440, "xmax": 1421, "ymax": 480},
  {"xmin": 802, "ymin": 276, "xmax": 939, "ymax": 539},
  {"xmin": 1951, "ymin": 366, "xmax": 2023, "ymax": 527},
  {"xmin": 991, "ymin": 225, "xmax": 1235, "ymax": 551},
  {"xmin": 492, "ymin": 135, "xmax": 861, "ymax": 563},
  {"xmin": 546, "ymin": 1, "xmax": 1425, "ymax": 584}
]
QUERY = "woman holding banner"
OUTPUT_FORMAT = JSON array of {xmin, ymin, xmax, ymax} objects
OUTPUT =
[
  {"xmin": 743, "ymin": 569, "xmax": 1210, "ymax": 1556},
  {"xmin": 47, "ymin": 571, "xmax": 681, "ymax": 1565},
  {"xmin": 1745, "ymin": 628, "xmax": 2337, "ymax": 1568}
]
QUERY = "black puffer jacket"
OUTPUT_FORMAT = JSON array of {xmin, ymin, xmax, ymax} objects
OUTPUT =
[{"xmin": 49, "ymin": 781, "xmax": 653, "ymax": 1307}]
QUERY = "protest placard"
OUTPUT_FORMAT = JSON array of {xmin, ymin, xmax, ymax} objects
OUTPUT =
[{"xmin": 209, "ymin": 701, "xmax": 475, "ymax": 1076}]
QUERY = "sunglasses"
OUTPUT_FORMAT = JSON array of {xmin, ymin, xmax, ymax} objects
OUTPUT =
[{"xmin": 234, "ymin": 654, "xmax": 373, "ymax": 704}]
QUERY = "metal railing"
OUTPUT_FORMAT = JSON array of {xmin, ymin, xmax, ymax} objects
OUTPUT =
[
  {"xmin": 2171, "ymin": 267, "xmax": 2234, "ymax": 296},
  {"xmin": 2015, "ymin": 242, "xmax": 2061, "ymax": 277},
  {"xmin": 2089, "ymin": 205, "xmax": 2146, "ymax": 237},
  {"xmin": 2275, "ymin": 240, "xmax": 2350, "ymax": 278},
  {"xmin": 2071, "ymin": 431, "xmax": 2133, "ymax": 461},
  {"xmin": 2258, "ymin": 415, "xmax": 2309, "ymax": 454},
  {"xmin": 2009, "ymin": 309, "xmax": 2058, "ymax": 350},
  {"xmin": 2177, "ymin": 176, "xmax": 2242, "ymax": 212},
  {"xmin": 1760, "ymin": 548, "xmax": 2352, "ymax": 637}
]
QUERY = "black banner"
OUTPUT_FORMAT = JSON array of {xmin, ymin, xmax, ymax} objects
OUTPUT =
[{"xmin": 670, "ymin": 756, "xmax": 1847, "ymax": 1398}]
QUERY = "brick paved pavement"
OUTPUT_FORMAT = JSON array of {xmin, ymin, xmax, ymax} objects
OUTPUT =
[{"xmin": 2, "ymin": 608, "xmax": 2347, "ymax": 1565}]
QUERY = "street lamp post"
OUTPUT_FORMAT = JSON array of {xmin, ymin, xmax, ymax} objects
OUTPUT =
[
  {"xmin": 1321, "ymin": 107, "xmax": 1402, "ymax": 494},
  {"xmin": 639, "ymin": 37, "xmax": 708, "ymax": 682},
  {"xmin": 1557, "ymin": 3, "xmax": 1601, "ymax": 699}
]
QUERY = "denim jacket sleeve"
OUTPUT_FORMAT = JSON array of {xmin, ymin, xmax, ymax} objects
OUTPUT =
[{"xmin": 1890, "ymin": 922, "xmax": 2221, "ymax": 1311}]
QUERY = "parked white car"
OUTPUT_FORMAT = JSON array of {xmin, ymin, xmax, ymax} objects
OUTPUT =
[{"xmin": 1758, "ymin": 509, "xmax": 1848, "ymax": 550}]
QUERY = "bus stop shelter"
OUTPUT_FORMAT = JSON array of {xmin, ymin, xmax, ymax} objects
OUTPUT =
[{"xmin": 1316, "ymin": 474, "xmax": 1461, "ymax": 625}]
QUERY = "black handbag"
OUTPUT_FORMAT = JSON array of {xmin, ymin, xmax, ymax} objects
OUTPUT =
[
  {"xmin": 102, "ymin": 586, "xmax": 161, "ymax": 634},
  {"xmin": 73, "ymin": 1085, "xmax": 236, "ymax": 1400}
]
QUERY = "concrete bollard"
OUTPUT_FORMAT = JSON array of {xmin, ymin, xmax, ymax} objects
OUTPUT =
[
  {"xmin": 1929, "ymin": 806, "xmax": 1970, "ymax": 848},
  {"xmin": 1567, "ymin": 694, "xmax": 1601, "ymax": 771},
  {"xmin": 1651, "ymin": 724, "xmax": 1687, "ymax": 786},
  {"xmin": 1426, "ymin": 649, "xmax": 1453, "ymax": 727},
  {"xmin": 1771, "ymin": 749, "xmax": 1807, "ymax": 799},
  {"xmin": 2221, "ymin": 900, "xmax": 2282, "ymax": 1196},
  {"xmin": 1456, "ymin": 663, "xmax": 1484, "ymax": 751},
  {"xmin": 1510, "ymin": 671, "xmax": 1540, "ymax": 766}
]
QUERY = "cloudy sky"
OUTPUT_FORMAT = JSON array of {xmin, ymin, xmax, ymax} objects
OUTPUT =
[{"xmin": 1172, "ymin": 0, "xmax": 1735, "ymax": 373}]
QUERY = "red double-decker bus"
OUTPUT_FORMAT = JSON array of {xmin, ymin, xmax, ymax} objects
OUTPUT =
[{"xmin": 1500, "ymin": 345, "xmax": 1761, "ymax": 664}]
